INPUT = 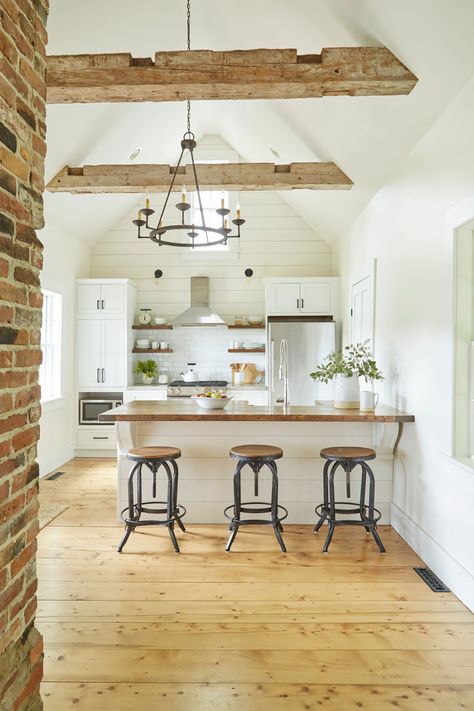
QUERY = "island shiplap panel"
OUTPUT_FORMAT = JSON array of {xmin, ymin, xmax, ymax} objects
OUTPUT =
[{"xmin": 91, "ymin": 187, "xmax": 333, "ymax": 321}]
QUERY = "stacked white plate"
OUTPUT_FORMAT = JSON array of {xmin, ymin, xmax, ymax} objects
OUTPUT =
[{"xmin": 135, "ymin": 339, "xmax": 151, "ymax": 349}]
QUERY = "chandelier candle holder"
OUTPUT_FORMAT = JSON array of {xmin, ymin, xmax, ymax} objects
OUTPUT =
[{"xmin": 132, "ymin": 0, "xmax": 245, "ymax": 248}]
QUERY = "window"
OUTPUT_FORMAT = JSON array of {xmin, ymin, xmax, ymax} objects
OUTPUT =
[
  {"xmin": 190, "ymin": 186, "xmax": 230, "ymax": 251},
  {"xmin": 39, "ymin": 289, "xmax": 62, "ymax": 402}
]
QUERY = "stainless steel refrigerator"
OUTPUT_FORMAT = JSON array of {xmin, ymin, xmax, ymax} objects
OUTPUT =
[{"xmin": 267, "ymin": 318, "xmax": 336, "ymax": 406}]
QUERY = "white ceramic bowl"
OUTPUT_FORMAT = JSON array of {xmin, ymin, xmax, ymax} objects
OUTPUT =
[
  {"xmin": 246, "ymin": 316, "xmax": 264, "ymax": 325},
  {"xmin": 154, "ymin": 317, "xmax": 167, "ymax": 325},
  {"xmin": 192, "ymin": 395, "xmax": 232, "ymax": 410},
  {"xmin": 242, "ymin": 342, "xmax": 263, "ymax": 349}
]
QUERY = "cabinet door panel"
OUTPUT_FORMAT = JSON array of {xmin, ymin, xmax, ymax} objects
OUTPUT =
[
  {"xmin": 267, "ymin": 283, "xmax": 300, "ymax": 315},
  {"xmin": 77, "ymin": 284, "xmax": 101, "ymax": 315},
  {"xmin": 101, "ymin": 320, "xmax": 126, "ymax": 386},
  {"xmin": 300, "ymin": 282, "xmax": 331, "ymax": 314},
  {"xmin": 77, "ymin": 320, "xmax": 101, "ymax": 387},
  {"xmin": 101, "ymin": 284, "xmax": 125, "ymax": 315}
]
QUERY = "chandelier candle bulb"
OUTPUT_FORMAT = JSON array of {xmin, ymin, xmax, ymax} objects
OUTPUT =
[
  {"xmin": 181, "ymin": 184, "xmax": 187, "ymax": 203},
  {"xmin": 221, "ymin": 191, "xmax": 225, "ymax": 209},
  {"xmin": 236, "ymin": 202, "xmax": 241, "ymax": 219},
  {"xmin": 145, "ymin": 197, "xmax": 150, "ymax": 209}
]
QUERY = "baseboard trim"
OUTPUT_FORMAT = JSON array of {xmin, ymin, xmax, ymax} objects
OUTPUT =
[
  {"xmin": 391, "ymin": 503, "xmax": 474, "ymax": 611},
  {"xmin": 38, "ymin": 445, "xmax": 75, "ymax": 478}
]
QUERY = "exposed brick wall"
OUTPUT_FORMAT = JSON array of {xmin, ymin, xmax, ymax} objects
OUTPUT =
[{"xmin": 0, "ymin": 1, "xmax": 48, "ymax": 710}]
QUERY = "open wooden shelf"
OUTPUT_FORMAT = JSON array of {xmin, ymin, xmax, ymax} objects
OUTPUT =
[
  {"xmin": 132, "ymin": 349, "xmax": 173, "ymax": 354},
  {"xmin": 228, "ymin": 348, "xmax": 265, "ymax": 353},
  {"xmin": 132, "ymin": 324, "xmax": 173, "ymax": 330},
  {"xmin": 228, "ymin": 324, "xmax": 265, "ymax": 329}
]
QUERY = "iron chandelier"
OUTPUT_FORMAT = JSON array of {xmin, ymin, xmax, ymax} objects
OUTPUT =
[{"xmin": 132, "ymin": 0, "xmax": 245, "ymax": 248}]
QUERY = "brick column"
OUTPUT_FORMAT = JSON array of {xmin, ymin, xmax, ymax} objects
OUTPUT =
[{"xmin": 0, "ymin": 1, "xmax": 49, "ymax": 710}]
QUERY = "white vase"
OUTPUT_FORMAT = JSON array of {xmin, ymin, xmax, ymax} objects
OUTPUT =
[
  {"xmin": 142, "ymin": 374, "xmax": 155, "ymax": 385},
  {"xmin": 333, "ymin": 374, "xmax": 360, "ymax": 409}
]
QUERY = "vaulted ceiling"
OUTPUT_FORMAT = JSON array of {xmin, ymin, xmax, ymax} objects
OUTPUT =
[{"xmin": 45, "ymin": 0, "xmax": 474, "ymax": 246}]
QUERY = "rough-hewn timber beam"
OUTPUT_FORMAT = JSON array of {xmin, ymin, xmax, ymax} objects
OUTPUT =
[
  {"xmin": 46, "ymin": 162, "xmax": 353, "ymax": 194},
  {"xmin": 46, "ymin": 47, "xmax": 417, "ymax": 103}
]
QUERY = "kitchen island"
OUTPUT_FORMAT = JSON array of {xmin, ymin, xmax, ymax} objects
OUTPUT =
[{"xmin": 101, "ymin": 401, "xmax": 414, "ymax": 524}]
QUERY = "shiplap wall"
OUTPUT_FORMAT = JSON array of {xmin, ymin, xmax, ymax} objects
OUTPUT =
[{"xmin": 90, "ymin": 137, "xmax": 333, "ymax": 322}]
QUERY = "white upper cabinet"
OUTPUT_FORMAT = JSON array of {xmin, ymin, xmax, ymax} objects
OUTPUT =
[
  {"xmin": 264, "ymin": 278, "xmax": 339, "ymax": 317},
  {"xmin": 77, "ymin": 281, "xmax": 126, "ymax": 316},
  {"xmin": 76, "ymin": 279, "xmax": 136, "ymax": 388},
  {"xmin": 266, "ymin": 283, "xmax": 300, "ymax": 315}
]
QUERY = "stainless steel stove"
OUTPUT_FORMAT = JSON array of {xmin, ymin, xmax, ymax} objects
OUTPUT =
[{"xmin": 167, "ymin": 380, "xmax": 228, "ymax": 399}]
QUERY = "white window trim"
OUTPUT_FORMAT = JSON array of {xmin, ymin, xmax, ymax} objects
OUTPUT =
[
  {"xmin": 180, "ymin": 143, "xmax": 241, "ymax": 263},
  {"xmin": 39, "ymin": 287, "xmax": 63, "ymax": 404}
]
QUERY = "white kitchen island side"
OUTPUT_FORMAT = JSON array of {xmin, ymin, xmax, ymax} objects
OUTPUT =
[{"xmin": 100, "ymin": 401, "xmax": 414, "ymax": 524}]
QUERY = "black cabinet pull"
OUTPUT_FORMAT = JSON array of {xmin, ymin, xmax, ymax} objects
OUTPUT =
[
  {"xmin": 96, "ymin": 368, "xmax": 100, "ymax": 383},
  {"xmin": 96, "ymin": 299, "xmax": 100, "ymax": 310},
  {"xmin": 101, "ymin": 368, "xmax": 105, "ymax": 383},
  {"xmin": 301, "ymin": 298, "xmax": 304, "ymax": 309},
  {"xmin": 93, "ymin": 436, "xmax": 109, "ymax": 440},
  {"xmin": 296, "ymin": 298, "xmax": 300, "ymax": 309},
  {"xmin": 101, "ymin": 299, "xmax": 105, "ymax": 309}
]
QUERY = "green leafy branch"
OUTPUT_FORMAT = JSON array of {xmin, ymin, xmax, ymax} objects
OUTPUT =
[{"xmin": 310, "ymin": 340, "xmax": 383, "ymax": 384}]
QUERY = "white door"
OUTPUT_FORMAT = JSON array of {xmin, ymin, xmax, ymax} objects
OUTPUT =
[
  {"xmin": 100, "ymin": 284, "xmax": 125, "ymax": 315},
  {"xmin": 300, "ymin": 282, "xmax": 331, "ymax": 314},
  {"xmin": 267, "ymin": 283, "xmax": 300, "ymax": 314},
  {"xmin": 77, "ymin": 284, "xmax": 102, "ymax": 315},
  {"xmin": 77, "ymin": 319, "xmax": 101, "ymax": 386},
  {"xmin": 101, "ymin": 319, "xmax": 126, "ymax": 386},
  {"xmin": 351, "ymin": 275, "xmax": 373, "ymax": 346}
]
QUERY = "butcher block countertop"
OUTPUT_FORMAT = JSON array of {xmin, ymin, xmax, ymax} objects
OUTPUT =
[{"xmin": 100, "ymin": 400, "xmax": 414, "ymax": 423}]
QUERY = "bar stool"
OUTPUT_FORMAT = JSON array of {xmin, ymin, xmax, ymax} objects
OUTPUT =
[
  {"xmin": 117, "ymin": 446, "xmax": 186, "ymax": 553},
  {"xmin": 314, "ymin": 446, "xmax": 385, "ymax": 554},
  {"xmin": 224, "ymin": 444, "xmax": 288, "ymax": 552}
]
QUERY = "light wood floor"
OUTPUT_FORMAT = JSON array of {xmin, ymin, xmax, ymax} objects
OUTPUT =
[{"xmin": 37, "ymin": 458, "xmax": 474, "ymax": 710}]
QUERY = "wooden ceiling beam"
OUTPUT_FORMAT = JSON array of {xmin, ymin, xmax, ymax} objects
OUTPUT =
[
  {"xmin": 46, "ymin": 162, "xmax": 353, "ymax": 193},
  {"xmin": 46, "ymin": 47, "xmax": 417, "ymax": 103}
]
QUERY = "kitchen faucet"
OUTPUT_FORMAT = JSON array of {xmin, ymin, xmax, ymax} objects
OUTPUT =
[{"xmin": 278, "ymin": 338, "xmax": 290, "ymax": 409}]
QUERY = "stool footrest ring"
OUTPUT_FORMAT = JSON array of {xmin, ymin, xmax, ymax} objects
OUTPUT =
[
  {"xmin": 120, "ymin": 501, "xmax": 186, "ymax": 527},
  {"xmin": 224, "ymin": 501, "xmax": 288, "ymax": 524},
  {"xmin": 315, "ymin": 501, "xmax": 382, "ymax": 524}
]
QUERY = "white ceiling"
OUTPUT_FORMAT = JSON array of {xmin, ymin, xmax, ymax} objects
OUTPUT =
[{"xmin": 44, "ymin": 0, "xmax": 474, "ymax": 246}]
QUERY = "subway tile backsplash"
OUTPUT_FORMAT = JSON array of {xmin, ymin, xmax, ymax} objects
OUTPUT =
[{"xmin": 132, "ymin": 327, "xmax": 266, "ymax": 382}]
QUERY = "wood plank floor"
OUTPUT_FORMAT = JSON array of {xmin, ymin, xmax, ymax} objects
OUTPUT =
[{"xmin": 37, "ymin": 458, "xmax": 474, "ymax": 710}]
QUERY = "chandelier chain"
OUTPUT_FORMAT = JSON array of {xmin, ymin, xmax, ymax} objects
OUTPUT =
[{"xmin": 186, "ymin": 0, "xmax": 191, "ymax": 133}]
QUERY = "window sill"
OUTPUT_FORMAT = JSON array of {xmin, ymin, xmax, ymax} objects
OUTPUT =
[
  {"xmin": 438, "ymin": 451, "xmax": 474, "ymax": 476},
  {"xmin": 40, "ymin": 396, "xmax": 66, "ymax": 413}
]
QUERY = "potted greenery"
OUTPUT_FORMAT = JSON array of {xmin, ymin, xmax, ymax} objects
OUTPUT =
[
  {"xmin": 134, "ymin": 359, "xmax": 158, "ymax": 385},
  {"xmin": 310, "ymin": 341, "xmax": 383, "ymax": 409}
]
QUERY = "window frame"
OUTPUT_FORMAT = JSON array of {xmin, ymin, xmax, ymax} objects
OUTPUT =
[
  {"xmin": 39, "ymin": 288, "xmax": 63, "ymax": 405},
  {"xmin": 179, "ymin": 143, "xmax": 241, "ymax": 262}
]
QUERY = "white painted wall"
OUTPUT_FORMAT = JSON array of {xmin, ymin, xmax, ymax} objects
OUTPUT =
[
  {"xmin": 37, "ymin": 220, "xmax": 90, "ymax": 476},
  {"xmin": 90, "ymin": 137, "xmax": 333, "ymax": 324},
  {"xmin": 334, "ymin": 75, "xmax": 474, "ymax": 610}
]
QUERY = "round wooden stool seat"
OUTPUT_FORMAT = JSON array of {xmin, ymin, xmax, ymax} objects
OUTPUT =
[
  {"xmin": 128, "ymin": 446, "xmax": 181, "ymax": 462},
  {"xmin": 320, "ymin": 446, "xmax": 375, "ymax": 462},
  {"xmin": 229, "ymin": 444, "xmax": 283, "ymax": 461}
]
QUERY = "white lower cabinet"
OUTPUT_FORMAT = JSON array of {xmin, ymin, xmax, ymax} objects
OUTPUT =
[
  {"xmin": 124, "ymin": 389, "xmax": 167, "ymax": 403},
  {"xmin": 230, "ymin": 389, "xmax": 268, "ymax": 406},
  {"xmin": 76, "ymin": 428, "xmax": 117, "ymax": 449}
]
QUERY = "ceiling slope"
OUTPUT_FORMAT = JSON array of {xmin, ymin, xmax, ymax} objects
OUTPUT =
[{"xmin": 44, "ymin": 0, "xmax": 474, "ymax": 245}]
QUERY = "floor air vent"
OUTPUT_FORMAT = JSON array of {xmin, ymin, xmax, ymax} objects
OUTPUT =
[
  {"xmin": 414, "ymin": 567, "xmax": 450, "ymax": 592},
  {"xmin": 46, "ymin": 470, "xmax": 65, "ymax": 480}
]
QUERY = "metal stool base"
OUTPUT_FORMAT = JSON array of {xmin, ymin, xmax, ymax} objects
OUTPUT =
[
  {"xmin": 314, "ymin": 457, "xmax": 385, "ymax": 554},
  {"xmin": 118, "ymin": 457, "xmax": 186, "ymax": 554}
]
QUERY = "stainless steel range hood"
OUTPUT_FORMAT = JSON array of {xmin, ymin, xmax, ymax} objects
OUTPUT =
[{"xmin": 172, "ymin": 277, "xmax": 226, "ymax": 327}]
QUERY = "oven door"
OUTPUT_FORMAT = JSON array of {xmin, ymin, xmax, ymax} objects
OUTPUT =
[{"xmin": 79, "ymin": 400, "xmax": 118, "ymax": 425}]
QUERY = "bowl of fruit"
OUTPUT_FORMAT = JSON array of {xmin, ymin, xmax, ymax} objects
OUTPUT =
[{"xmin": 192, "ymin": 392, "xmax": 232, "ymax": 410}]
